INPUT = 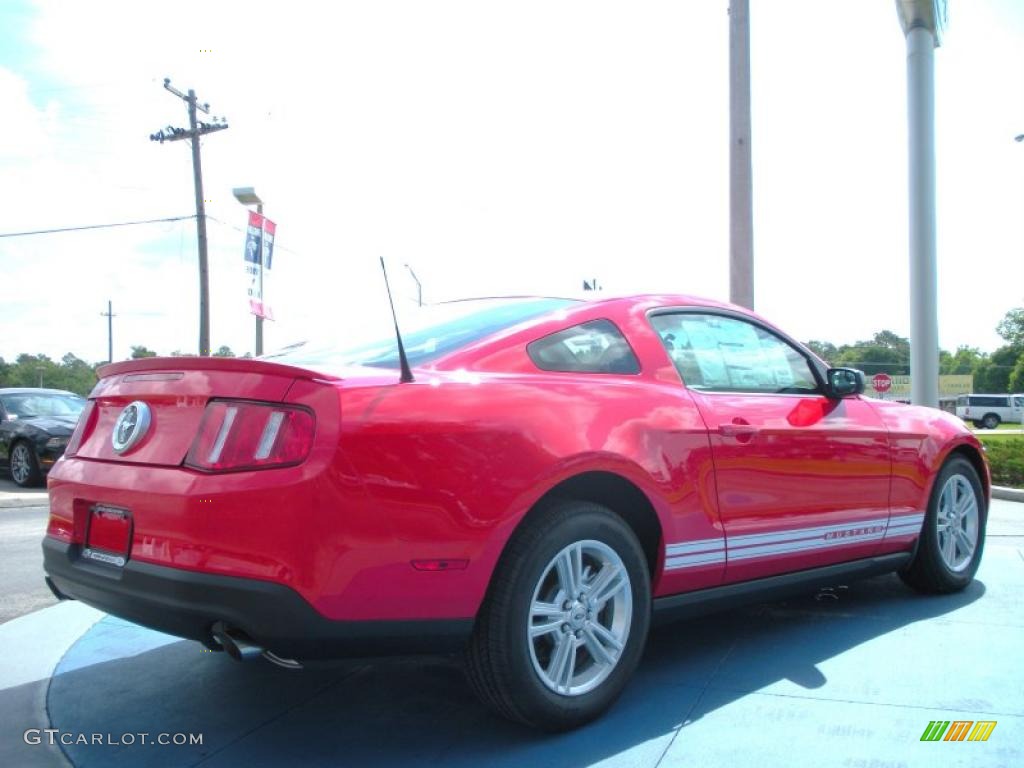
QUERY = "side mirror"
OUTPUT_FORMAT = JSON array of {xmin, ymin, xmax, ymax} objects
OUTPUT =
[{"xmin": 826, "ymin": 368, "xmax": 865, "ymax": 398}]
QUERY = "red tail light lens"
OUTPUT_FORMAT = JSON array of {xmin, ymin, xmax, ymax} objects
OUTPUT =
[
  {"xmin": 185, "ymin": 400, "xmax": 315, "ymax": 472},
  {"xmin": 65, "ymin": 401, "xmax": 98, "ymax": 458}
]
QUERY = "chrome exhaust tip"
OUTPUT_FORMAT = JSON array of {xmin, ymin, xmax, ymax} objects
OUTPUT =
[
  {"xmin": 44, "ymin": 575, "xmax": 69, "ymax": 601},
  {"xmin": 211, "ymin": 621, "xmax": 264, "ymax": 661},
  {"xmin": 262, "ymin": 650, "xmax": 303, "ymax": 670}
]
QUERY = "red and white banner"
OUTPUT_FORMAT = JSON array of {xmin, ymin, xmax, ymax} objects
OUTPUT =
[{"xmin": 243, "ymin": 212, "xmax": 276, "ymax": 319}]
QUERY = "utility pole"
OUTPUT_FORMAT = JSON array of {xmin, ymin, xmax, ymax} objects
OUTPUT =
[
  {"xmin": 150, "ymin": 78, "xmax": 229, "ymax": 356},
  {"xmin": 729, "ymin": 0, "xmax": 754, "ymax": 310},
  {"xmin": 101, "ymin": 300, "xmax": 115, "ymax": 363}
]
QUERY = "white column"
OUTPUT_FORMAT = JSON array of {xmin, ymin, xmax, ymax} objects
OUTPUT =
[
  {"xmin": 906, "ymin": 26, "xmax": 939, "ymax": 408},
  {"xmin": 729, "ymin": 0, "xmax": 754, "ymax": 310}
]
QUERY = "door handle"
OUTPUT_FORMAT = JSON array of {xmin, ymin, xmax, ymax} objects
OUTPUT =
[{"xmin": 719, "ymin": 421, "xmax": 759, "ymax": 438}]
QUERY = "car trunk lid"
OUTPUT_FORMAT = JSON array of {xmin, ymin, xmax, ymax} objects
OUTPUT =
[{"xmin": 74, "ymin": 357, "xmax": 338, "ymax": 467}]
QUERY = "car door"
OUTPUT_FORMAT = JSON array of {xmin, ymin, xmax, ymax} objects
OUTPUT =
[{"xmin": 649, "ymin": 310, "xmax": 892, "ymax": 583}]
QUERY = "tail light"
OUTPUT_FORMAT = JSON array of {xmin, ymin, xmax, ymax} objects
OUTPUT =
[
  {"xmin": 65, "ymin": 401, "xmax": 98, "ymax": 458},
  {"xmin": 185, "ymin": 400, "xmax": 315, "ymax": 472}
]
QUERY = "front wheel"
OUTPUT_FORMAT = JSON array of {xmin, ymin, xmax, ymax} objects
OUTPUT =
[
  {"xmin": 10, "ymin": 441, "xmax": 42, "ymax": 487},
  {"xmin": 465, "ymin": 501, "xmax": 651, "ymax": 731},
  {"xmin": 900, "ymin": 455, "xmax": 986, "ymax": 593}
]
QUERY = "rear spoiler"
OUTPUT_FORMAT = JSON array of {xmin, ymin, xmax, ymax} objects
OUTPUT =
[{"xmin": 97, "ymin": 356, "xmax": 341, "ymax": 382}]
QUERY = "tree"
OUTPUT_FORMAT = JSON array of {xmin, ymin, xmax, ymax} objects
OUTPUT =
[
  {"xmin": 941, "ymin": 345, "xmax": 985, "ymax": 376},
  {"xmin": 59, "ymin": 353, "xmax": 99, "ymax": 395},
  {"xmin": 832, "ymin": 330, "xmax": 911, "ymax": 376},
  {"xmin": 996, "ymin": 307, "xmax": 1024, "ymax": 347},
  {"xmin": 130, "ymin": 345, "xmax": 157, "ymax": 359},
  {"xmin": 1008, "ymin": 353, "xmax": 1024, "ymax": 394},
  {"xmin": 212, "ymin": 345, "xmax": 235, "ymax": 358},
  {"xmin": 805, "ymin": 340, "xmax": 838, "ymax": 362},
  {"xmin": 973, "ymin": 345, "xmax": 1021, "ymax": 393}
]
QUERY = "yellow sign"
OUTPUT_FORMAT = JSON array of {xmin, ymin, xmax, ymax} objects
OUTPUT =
[{"xmin": 863, "ymin": 375, "xmax": 972, "ymax": 400}]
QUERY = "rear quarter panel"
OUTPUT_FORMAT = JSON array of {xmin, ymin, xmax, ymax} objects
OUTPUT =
[{"xmin": 329, "ymin": 369, "xmax": 719, "ymax": 619}]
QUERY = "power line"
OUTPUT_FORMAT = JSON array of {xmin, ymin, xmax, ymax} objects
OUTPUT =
[
  {"xmin": 0, "ymin": 215, "xmax": 195, "ymax": 239},
  {"xmin": 205, "ymin": 215, "xmax": 303, "ymax": 257}
]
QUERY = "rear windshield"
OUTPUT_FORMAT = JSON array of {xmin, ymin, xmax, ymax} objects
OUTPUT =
[{"xmin": 264, "ymin": 297, "xmax": 578, "ymax": 370}]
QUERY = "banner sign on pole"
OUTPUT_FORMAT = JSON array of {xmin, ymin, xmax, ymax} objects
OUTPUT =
[{"xmin": 243, "ymin": 212, "xmax": 275, "ymax": 319}]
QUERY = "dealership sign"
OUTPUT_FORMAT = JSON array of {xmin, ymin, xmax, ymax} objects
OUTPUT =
[
  {"xmin": 863, "ymin": 374, "xmax": 972, "ymax": 400},
  {"xmin": 243, "ymin": 212, "xmax": 276, "ymax": 319}
]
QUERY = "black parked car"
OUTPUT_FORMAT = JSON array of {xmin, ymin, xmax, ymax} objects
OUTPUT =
[{"xmin": 0, "ymin": 389, "xmax": 86, "ymax": 487}]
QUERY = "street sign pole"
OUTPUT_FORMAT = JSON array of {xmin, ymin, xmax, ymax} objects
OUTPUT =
[{"xmin": 255, "ymin": 203, "xmax": 264, "ymax": 357}]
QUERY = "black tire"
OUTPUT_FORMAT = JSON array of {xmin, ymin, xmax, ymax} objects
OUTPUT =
[
  {"xmin": 971, "ymin": 420, "xmax": 984, "ymax": 429},
  {"xmin": 981, "ymin": 413, "xmax": 1000, "ymax": 429},
  {"xmin": 900, "ymin": 455, "xmax": 986, "ymax": 594},
  {"xmin": 465, "ymin": 501, "xmax": 651, "ymax": 731},
  {"xmin": 9, "ymin": 440, "xmax": 43, "ymax": 488}
]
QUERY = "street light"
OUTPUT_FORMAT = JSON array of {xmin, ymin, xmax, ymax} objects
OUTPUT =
[
  {"xmin": 895, "ymin": 0, "xmax": 947, "ymax": 409},
  {"xmin": 404, "ymin": 264, "xmax": 422, "ymax": 307},
  {"xmin": 232, "ymin": 187, "xmax": 265, "ymax": 356}
]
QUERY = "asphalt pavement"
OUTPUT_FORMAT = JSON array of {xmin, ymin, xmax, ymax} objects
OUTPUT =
[
  {"xmin": 0, "ymin": 494, "xmax": 1021, "ymax": 768},
  {"xmin": 0, "ymin": 504, "xmax": 57, "ymax": 623}
]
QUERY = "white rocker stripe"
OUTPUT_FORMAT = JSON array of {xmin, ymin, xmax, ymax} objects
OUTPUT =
[
  {"xmin": 664, "ymin": 551, "xmax": 727, "ymax": 570},
  {"xmin": 727, "ymin": 517, "xmax": 891, "ymax": 548},
  {"xmin": 886, "ymin": 524, "xmax": 924, "ymax": 536},
  {"xmin": 665, "ymin": 538, "xmax": 725, "ymax": 557},
  {"xmin": 884, "ymin": 512, "xmax": 926, "ymax": 537},
  {"xmin": 727, "ymin": 528, "xmax": 888, "ymax": 561},
  {"xmin": 888, "ymin": 513, "xmax": 925, "ymax": 525},
  {"xmin": 662, "ymin": 511, "xmax": 926, "ymax": 571}
]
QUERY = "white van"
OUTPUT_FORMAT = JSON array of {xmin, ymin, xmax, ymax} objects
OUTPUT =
[{"xmin": 955, "ymin": 394, "xmax": 1024, "ymax": 428}]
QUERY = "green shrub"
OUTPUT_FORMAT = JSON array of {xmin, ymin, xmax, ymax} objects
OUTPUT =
[{"xmin": 978, "ymin": 436, "xmax": 1024, "ymax": 488}]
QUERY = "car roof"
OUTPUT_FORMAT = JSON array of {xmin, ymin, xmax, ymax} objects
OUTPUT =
[
  {"xmin": 0, "ymin": 388, "xmax": 81, "ymax": 396},
  {"xmin": 444, "ymin": 293, "xmax": 738, "ymax": 310}
]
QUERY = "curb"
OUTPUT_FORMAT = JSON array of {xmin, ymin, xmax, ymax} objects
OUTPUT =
[{"xmin": 992, "ymin": 485, "xmax": 1024, "ymax": 503}]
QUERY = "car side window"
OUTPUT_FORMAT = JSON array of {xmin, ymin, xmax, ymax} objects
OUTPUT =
[
  {"xmin": 650, "ymin": 313, "xmax": 820, "ymax": 394},
  {"xmin": 528, "ymin": 319, "xmax": 640, "ymax": 374}
]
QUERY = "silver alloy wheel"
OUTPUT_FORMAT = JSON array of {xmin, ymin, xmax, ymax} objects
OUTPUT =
[
  {"xmin": 936, "ymin": 474, "xmax": 980, "ymax": 573},
  {"xmin": 527, "ymin": 539, "xmax": 633, "ymax": 697},
  {"xmin": 10, "ymin": 443, "xmax": 32, "ymax": 485}
]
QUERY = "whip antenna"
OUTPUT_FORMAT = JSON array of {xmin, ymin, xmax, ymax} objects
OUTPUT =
[{"xmin": 379, "ymin": 257, "xmax": 414, "ymax": 383}]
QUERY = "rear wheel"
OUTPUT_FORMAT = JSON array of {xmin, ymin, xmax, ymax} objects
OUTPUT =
[
  {"xmin": 465, "ymin": 501, "xmax": 650, "ymax": 731},
  {"xmin": 900, "ymin": 456, "xmax": 985, "ymax": 593},
  {"xmin": 981, "ymin": 413, "xmax": 1000, "ymax": 429},
  {"xmin": 9, "ymin": 441, "xmax": 42, "ymax": 487}
]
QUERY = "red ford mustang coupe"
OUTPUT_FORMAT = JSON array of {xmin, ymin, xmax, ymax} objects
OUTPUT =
[{"xmin": 43, "ymin": 294, "xmax": 988, "ymax": 730}]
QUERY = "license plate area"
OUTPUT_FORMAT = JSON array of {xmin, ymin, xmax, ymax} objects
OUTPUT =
[{"xmin": 83, "ymin": 505, "xmax": 132, "ymax": 567}]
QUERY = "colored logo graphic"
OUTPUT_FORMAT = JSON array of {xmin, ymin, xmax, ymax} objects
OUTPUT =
[{"xmin": 920, "ymin": 720, "xmax": 996, "ymax": 742}]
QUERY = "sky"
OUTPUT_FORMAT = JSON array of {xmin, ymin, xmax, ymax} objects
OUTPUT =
[{"xmin": 1, "ymin": 0, "xmax": 1023, "ymax": 364}]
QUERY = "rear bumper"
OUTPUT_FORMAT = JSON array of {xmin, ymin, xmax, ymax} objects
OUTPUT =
[{"xmin": 42, "ymin": 537, "xmax": 473, "ymax": 659}]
